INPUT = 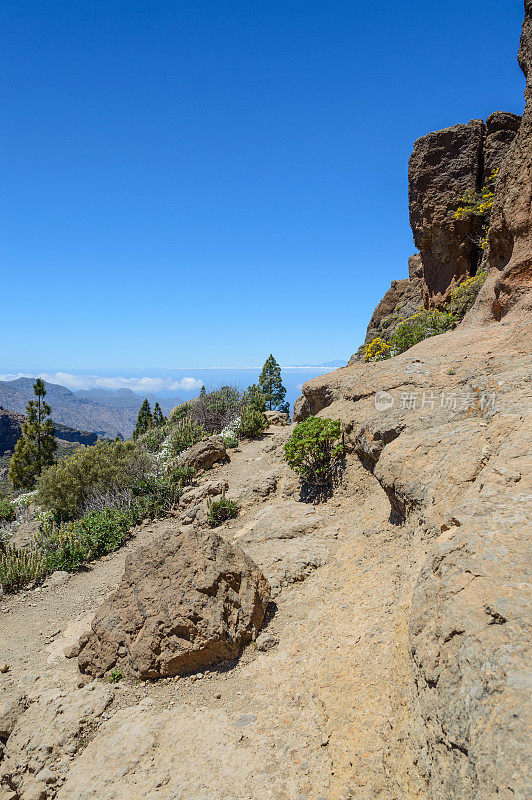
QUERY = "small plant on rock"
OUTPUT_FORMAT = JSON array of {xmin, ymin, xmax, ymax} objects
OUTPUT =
[
  {"xmin": 284, "ymin": 417, "xmax": 344, "ymax": 502},
  {"xmin": 108, "ymin": 667, "xmax": 123, "ymax": 683},
  {"xmin": 207, "ymin": 489, "xmax": 239, "ymax": 527}
]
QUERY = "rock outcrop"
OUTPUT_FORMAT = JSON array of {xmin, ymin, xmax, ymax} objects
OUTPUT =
[
  {"xmin": 358, "ymin": 110, "xmax": 520, "ymax": 352},
  {"xmin": 362, "ymin": 254, "xmax": 424, "ymax": 346},
  {"xmin": 291, "ymin": 10, "xmax": 532, "ymax": 795},
  {"xmin": 409, "ymin": 111, "xmax": 520, "ymax": 306},
  {"xmin": 177, "ymin": 435, "xmax": 227, "ymax": 471},
  {"xmin": 78, "ymin": 527, "xmax": 270, "ymax": 679},
  {"xmin": 482, "ymin": 3, "xmax": 532, "ymax": 320}
]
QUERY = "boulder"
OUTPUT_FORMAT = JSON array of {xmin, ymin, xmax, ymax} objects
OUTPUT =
[
  {"xmin": 265, "ymin": 410, "xmax": 290, "ymax": 426},
  {"xmin": 177, "ymin": 436, "xmax": 226, "ymax": 471},
  {"xmin": 78, "ymin": 527, "xmax": 270, "ymax": 679}
]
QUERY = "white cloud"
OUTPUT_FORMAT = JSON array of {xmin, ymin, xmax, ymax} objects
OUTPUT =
[{"xmin": 0, "ymin": 372, "xmax": 203, "ymax": 394}]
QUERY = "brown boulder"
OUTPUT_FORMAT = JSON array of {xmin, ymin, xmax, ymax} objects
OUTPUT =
[
  {"xmin": 78, "ymin": 527, "xmax": 270, "ymax": 679},
  {"xmin": 177, "ymin": 435, "xmax": 227, "ymax": 470}
]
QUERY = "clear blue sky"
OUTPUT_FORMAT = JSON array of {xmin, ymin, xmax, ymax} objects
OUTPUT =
[{"xmin": 1, "ymin": 0, "xmax": 525, "ymax": 370}]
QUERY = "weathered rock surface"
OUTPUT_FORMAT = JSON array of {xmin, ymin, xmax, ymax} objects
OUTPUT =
[
  {"xmin": 265, "ymin": 409, "xmax": 290, "ymax": 425},
  {"xmin": 177, "ymin": 435, "xmax": 227, "ymax": 470},
  {"xmin": 481, "ymin": 4, "xmax": 532, "ymax": 321},
  {"xmin": 0, "ymin": 684, "xmax": 113, "ymax": 800},
  {"xmin": 409, "ymin": 113, "xmax": 520, "ymax": 307},
  {"xmin": 78, "ymin": 527, "xmax": 270, "ymax": 679}
]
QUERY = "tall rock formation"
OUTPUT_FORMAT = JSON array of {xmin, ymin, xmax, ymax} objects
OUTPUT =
[
  {"xmin": 482, "ymin": 1, "xmax": 532, "ymax": 319},
  {"xmin": 359, "ymin": 111, "xmax": 520, "ymax": 351}
]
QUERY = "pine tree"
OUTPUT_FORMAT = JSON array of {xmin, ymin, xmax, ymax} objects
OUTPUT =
[
  {"xmin": 258, "ymin": 355, "xmax": 287, "ymax": 411},
  {"xmin": 152, "ymin": 402, "xmax": 166, "ymax": 427},
  {"xmin": 133, "ymin": 399, "xmax": 153, "ymax": 438},
  {"xmin": 9, "ymin": 378, "xmax": 56, "ymax": 490},
  {"xmin": 200, "ymin": 385, "xmax": 206, "ymax": 397}
]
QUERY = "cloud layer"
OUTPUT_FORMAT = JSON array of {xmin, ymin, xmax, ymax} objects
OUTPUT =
[{"xmin": 0, "ymin": 372, "xmax": 203, "ymax": 394}]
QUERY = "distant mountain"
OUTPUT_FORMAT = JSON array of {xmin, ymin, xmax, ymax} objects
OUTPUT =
[
  {"xmin": 0, "ymin": 379, "xmax": 180, "ymax": 439},
  {"xmin": 287, "ymin": 359, "xmax": 348, "ymax": 369},
  {"xmin": 0, "ymin": 406, "xmax": 99, "ymax": 457},
  {"xmin": 74, "ymin": 388, "xmax": 182, "ymax": 415}
]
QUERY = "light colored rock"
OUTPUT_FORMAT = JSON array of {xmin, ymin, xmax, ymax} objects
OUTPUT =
[
  {"xmin": 78, "ymin": 527, "xmax": 270, "ymax": 679},
  {"xmin": 177, "ymin": 436, "xmax": 226, "ymax": 471},
  {"xmin": 265, "ymin": 410, "xmax": 290, "ymax": 426},
  {"xmin": 0, "ymin": 684, "xmax": 113, "ymax": 800}
]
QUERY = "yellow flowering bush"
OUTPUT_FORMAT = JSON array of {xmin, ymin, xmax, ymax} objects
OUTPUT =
[
  {"xmin": 363, "ymin": 337, "xmax": 391, "ymax": 362},
  {"xmin": 453, "ymin": 168, "xmax": 498, "ymax": 220}
]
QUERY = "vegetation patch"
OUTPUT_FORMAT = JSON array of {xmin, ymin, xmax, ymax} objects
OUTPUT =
[
  {"xmin": 284, "ymin": 417, "xmax": 344, "ymax": 502},
  {"xmin": 207, "ymin": 489, "xmax": 239, "ymax": 527}
]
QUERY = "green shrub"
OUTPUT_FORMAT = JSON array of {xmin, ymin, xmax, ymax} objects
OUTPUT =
[
  {"xmin": 191, "ymin": 385, "xmax": 244, "ymax": 434},
  {"xmin": 136, "ymin": 424, "xmax": 169, "ymax": 454},
  {"xmin": 0, "ymin": 499, "xmax": 16, "ymax": 524},
  {"xmin": 0, "ymin": 543, "xmax": 47, "ymax": 593},
  {"xmin": 242, "ymin": 384, "xmax": 267, "ymax": 413},
  {"xmin": 238, "ymin": 407, "xmax": 268, "ymax": 439},
  {"xmin": 38, "ymin": 440, "xmax": 150, "ymax": 520},
  {"xmin": 220, "ymin": 430, "xmax": 239, "ymax": 448},
  {"xmin": 284, "ymin": 417, "xmax": 344, "ymax": 501},
  {"xmin": 131, "ymin": 474, "xmax": 177, "ymax": 519},
  {"xmin": 391, "ymin": 309, "xmax": 455, "ymax": 355},
  {"xmin": 170, "ymin": 403, "xmax": 190, "ymax": 423},
  {"xmin": 169, "ymin": 418, "xmax": 206, "ymax": 458},
  {"xmin": 447, "ymin": 269, "xmax": 488, "ymax": 318},
  {"xmin": 167, "ymin": 462, "xmax": 196, "ymax": 487},
  {"xmin": 37, "ymin": 507, "xmax": 135, "ymax": 572},
  {"xmin": 207, "ymin": 489, "xmax": 239, "ymax": 527}
]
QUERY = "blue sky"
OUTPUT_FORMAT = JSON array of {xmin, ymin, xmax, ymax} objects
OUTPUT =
[{"xmin": 1, "ymin": 0, "xmax": 525, "ymax": 371}]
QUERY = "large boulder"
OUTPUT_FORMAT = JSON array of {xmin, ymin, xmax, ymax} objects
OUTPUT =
[
  {"xmin": 265, "ymin": 409, "xmax": 290, "ymax": 426},
  {"xmin": 78, "ymin": 527, "xmax": 270, "ymax": 679},
  {"xmin": 177, "ymin": 435, "xmax": 227, "ymax": 471}
]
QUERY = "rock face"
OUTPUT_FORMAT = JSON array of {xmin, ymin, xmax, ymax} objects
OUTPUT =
[
  {"xmin": 483, "ymin": 3, "xmax": 532, "ymax": 320},
  {"xmin": 177, "ymin": 435, "xmax": 227, "ymax": 471},
  {"xmin": 358, "ymin": 110, "xmax": 520, "ymax": 351},
  {"xmin": 78, "ymin": 527, "xmax": 270, "ymax": 679},
  {"xmin": 291, "ymin": 14, "xmax": 532, "ymax": 791},
  {"xmin": 409, "ymin": 112, "xmax": 520, "ymax": 306},
  {"xmin": 362, "ymin": 254, "xmax": 425, "ymax": 346}
]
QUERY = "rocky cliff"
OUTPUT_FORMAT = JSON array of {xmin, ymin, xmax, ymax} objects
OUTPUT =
[
  {"xmin": 361, "ymin": 110, "xmax": 521, "ymax": 349},
  {"xmin": 292, "ymin": 6, "xmax": 532, "ymax": 797}
]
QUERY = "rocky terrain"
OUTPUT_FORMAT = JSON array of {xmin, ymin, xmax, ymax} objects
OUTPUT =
[{"xmin": 0, "ymin": 5, "xmax": 530, "ymax": 800}]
